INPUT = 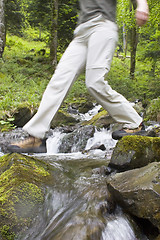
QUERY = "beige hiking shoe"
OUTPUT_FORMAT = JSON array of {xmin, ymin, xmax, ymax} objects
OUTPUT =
[{"xmin": 7, "ymin": 136, "xmax": 47, "ymax": 153}]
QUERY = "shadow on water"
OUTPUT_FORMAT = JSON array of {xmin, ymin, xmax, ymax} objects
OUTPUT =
[{"xmin": 18, "ymin": 156, "xmax": 142, "ymax": 240}]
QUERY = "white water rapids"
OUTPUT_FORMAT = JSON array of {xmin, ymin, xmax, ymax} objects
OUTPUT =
[
  {"xmin": 1, "ymin": 104, "xmax": 152, "ymax": 240},
  {"xmin": 31, "ymin": 127, "xmax": 141, "ymax": 240}
]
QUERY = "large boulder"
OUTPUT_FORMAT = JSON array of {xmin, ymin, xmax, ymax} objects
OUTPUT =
[
  {"xmin": 0, "ymin": 153, "xmax": 52, "ymax": 239},
  {"xmin": 107, "ymin": 162, "xmax": 160, "ymax": 231},
  {"xmin": 109, "ymin": 135, "xmax": 160, "ymax": 171}
]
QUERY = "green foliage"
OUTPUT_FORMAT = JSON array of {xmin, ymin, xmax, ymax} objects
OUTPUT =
[
  {"xmin": 0, "ymin": 31, "xmax": 160, "ymax": 121},
  {"xmin": 5, "ymin": 0, "xmax": 25, "ymax": 35},
  {"xmin": 0, "ymin": 118, "xmax": 15, "ymax": 132},
  {"xmin": 0, "ymin": 225, "xmax": 15, "ymax": 240},
  {"xmin": 0, "ymin": 33, "xmax": 52, "ymax": 113},
  {"xmin": 145, "ymin": 98, "xmax": 160, "ymax": 121},
  {"xmin": 58, "ymin": 0, "xmax": 79, "ymax": 50}
]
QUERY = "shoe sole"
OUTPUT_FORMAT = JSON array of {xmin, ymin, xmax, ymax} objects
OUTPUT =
[
  {"xmin": 7, "ymin": 145, "xmax": 47, "ymax": 153},
  {"xmin": 112, "ymin": 130, "xmax": 147, "ymax": 140}
]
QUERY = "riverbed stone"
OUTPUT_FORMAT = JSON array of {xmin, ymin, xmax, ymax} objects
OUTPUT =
[
  {"xmin": 58, "ymin": 125, "xmax": 95, "ymax": 153},
  {"xmin": 0, "ymin": 153, "xmax": 52, "ymax": 239},
  {"xmin": 109, "ymin": 135, "xmax": 160, "ymax": 171},
  {"xmin": 107, "ymin": 162, "xmax": 160, "ymax": 231}
]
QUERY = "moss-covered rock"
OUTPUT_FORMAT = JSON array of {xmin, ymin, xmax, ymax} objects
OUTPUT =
[
  {"xmin": 0, "ymin": 153, "xmax": 51, "ymax": 239},
  {"xmin": 107, "ymin": 162, "xmax": 160, "ymax": 231},
  {"xmin": 109, "ymin": 135, "xmax": 160, "ymax": 171},
  {"xmin": 82, "ymin": 110, "xmax": 115, "ymax": 128},
  {"xmin": 12, "ymin": 106, "xmax": 33, "ymax": 127},
  {"xmin": 145, "ymin": 98, "xmax": 160, "ymax": 122},
  {"xmin": 51, "ymin": 110, "xmax": 79, "ymax": 128}
]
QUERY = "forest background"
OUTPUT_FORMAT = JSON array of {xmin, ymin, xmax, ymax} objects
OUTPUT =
[{"xmin": 0, "ymin": 0, "xmax": 159, "ymax": 130}]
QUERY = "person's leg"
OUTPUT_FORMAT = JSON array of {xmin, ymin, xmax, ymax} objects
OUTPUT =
[
  {"xmin": 23, "ymin": 39, "xmax": 87, "ymax": 139},
  {"xmin": 85, "ymin": 19, "xmax": 143, "ymax": 137},
  {"xmin": 7, "ymin": 38, "xmax": 87, "ymax": 152}
]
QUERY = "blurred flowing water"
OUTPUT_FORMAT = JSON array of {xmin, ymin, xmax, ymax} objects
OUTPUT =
[
  {"xmin": 17, "ymin": 128, "xmax": 146, "ymax": 240},
  {"xmin": 1, "ymin": 105, "xmax": 152, "ymax": 239},
  {"xmin": 19, "ymin": 155, "xmax": 139, "ymax": 240}
]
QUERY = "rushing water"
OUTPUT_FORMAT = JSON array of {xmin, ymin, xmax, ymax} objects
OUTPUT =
[
  {"xmin": 16, "ymin": 127, "xmax": 148, "ymax": 240},
  {"xmin": 1, "ymin": 105, "xmax": 153, "ymax": 239},
  {"xmin": 18, "ymin": 155, "xmax": 141, "ymax": 240}
]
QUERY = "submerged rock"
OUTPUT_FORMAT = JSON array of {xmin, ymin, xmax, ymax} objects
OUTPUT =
[
  {"xmin": 109, "ymin": 135, "xmax": 160, "ymax": 171},
  {"xmin": 108, "ymin": 162, "xmax": 160, "ymax": 231},
  {"xmin": 0, "ymin": 153, "xmax": 52, "ymax": 239}
]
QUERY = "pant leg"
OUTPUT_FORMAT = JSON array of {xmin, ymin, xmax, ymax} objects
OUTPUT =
[
  {"xmin": 85, "ymin": 20, "xmax": 142, "ymax": 129},
  {"xmin": 23, "ymin": 39, "xmax": 87, "ymax": 139}
]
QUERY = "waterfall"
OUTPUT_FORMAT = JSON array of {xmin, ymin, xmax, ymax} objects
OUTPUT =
[
  {"xmin": 85, "ymin": 128, "xmax": 117, "ymax": 151},
  {"xmin": 46, "ymin": 128, "xmax": 117, "ymax": 155}
]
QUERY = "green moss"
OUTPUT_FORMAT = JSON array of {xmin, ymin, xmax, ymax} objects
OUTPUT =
[
  {"xmin": 117, "ymin": 135, "xmax": 160, "ymax": 156},
  {"xmin": 51, "ymin": 110, "xmax": 79, "ymax": 127},
  {"xmin": 82, "ymin": 109, "xmax": 107, "ymax": 126},
  {"xmin": 115, "ymin": 135, "xmax": 160, "ymax": 167},
  {"xmin": 0, "ymin": 225, "xmax": 16, "ymax": 240},
  {"xmin": 0, "ymin": 153, "xmax": 51, "ymax": 239},
  {"xmin": 118, "ymin": 135, "xmax": 152, "ymax": 153}
]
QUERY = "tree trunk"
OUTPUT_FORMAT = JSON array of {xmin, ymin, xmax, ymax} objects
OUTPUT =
[
  {"xmin": 130, "ymin": 26, "xmax": 138, "ymax": 78},
  {"xmin": 130, "ymin": 1, "xmax": 138, "ymax": 79},
  {"xmin": 0, "ymin": 0, "xmax": 6, "ymax": 58},
  {"xmin": 50, "ymin": 0, "xmax": 58, "ymax": 68},
  {"xmin": 123, "ymin": 24, "xmax": 128, "ymax": 57}
]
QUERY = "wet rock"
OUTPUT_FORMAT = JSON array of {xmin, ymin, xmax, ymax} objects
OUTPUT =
[
  {"xmin": 0, "ymin": 153, "xmax": 52, "ymax": 239},
  {"xmin": 58, "ymin": 125, "xmax": 95, "ymax": 153},
  {"xmin": 133, "ymin": 101, "xmax": 145, "ymax": 116},
  {"xmin": 12, "ymin": 106, "xmax": 34, "ymax": 127},
  {"xmin": 89, "ymin": 143, "xmax": 106, "ymax": 151},
  {"xmin": 78, "ymin": 101, "xmax": 94, "ymax": 114},
  {"xmin": 83, "ymin": 109, "xmax": 115, "ymax": 128},
  {"xmin": 51, "ymin": 111, "xmax": 79, "ymax": 128},
  {"xmin": 67, "ymin": 104, "xmax": 79, "ymax": 114},
  {"xmin": 107, "ymin": 162, "xmax": 160, "ymax": 231},
  {"xmin": 109, "ymin": 135, "xmax": 160, "ymax": 171},
  {"xmin": 151, "ymin": 125, "xmax": 160, "ymax": 137}
]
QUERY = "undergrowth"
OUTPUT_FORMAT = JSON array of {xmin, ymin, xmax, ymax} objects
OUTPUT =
[{"xmin": 0, "ymin": 29, "xmax": 159, "ymax": 123}]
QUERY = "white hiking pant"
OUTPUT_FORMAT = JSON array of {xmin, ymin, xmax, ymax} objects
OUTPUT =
[{"xmin": 23, "ymin": 14, "xmax": 142, "ymax": 139}]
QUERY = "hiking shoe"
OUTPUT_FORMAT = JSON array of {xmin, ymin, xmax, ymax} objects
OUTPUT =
[
  {"xmin": 112, "ymin": 123, "xmax": 146, "ymax": 140},
  {"xmin": 7, "ymin": 136, "xmax": 47, "ymax": 153}
]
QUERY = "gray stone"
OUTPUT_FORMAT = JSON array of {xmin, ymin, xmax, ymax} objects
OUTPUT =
[
  {"xmin": 109, "ymin": 135, "xmax": 160, "ymax": 171},
  {"xmin": 108, "ymin": 162, "xmax": 160, "ymax": 231}
]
